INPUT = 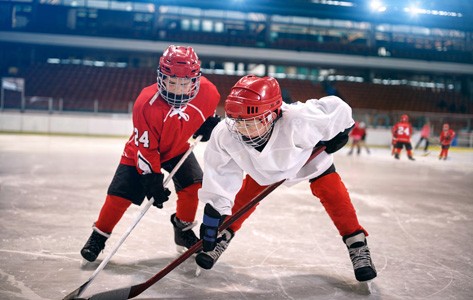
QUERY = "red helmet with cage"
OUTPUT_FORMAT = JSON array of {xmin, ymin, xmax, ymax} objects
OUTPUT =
[
  {"xmin": 157, "ymin": 45, "xmax": 201, "ymax": 108},
  {"xmin": 400, "ymin": 114, "xmax": 409, "ymax": 122},
  {"xmin": 224, "ymin": 75, "xmax": 283, "ymax": 147},
  {"xmin": 225, "ymin": 75, "xmax": 282, "ymax": 119}
]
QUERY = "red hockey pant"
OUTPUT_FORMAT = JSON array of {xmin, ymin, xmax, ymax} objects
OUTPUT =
[
  {"xmin": 228, "ymin": 173, "xmax": 367, "ymax": 237},
  {"xmin": 439, "ymin": 145, "xmax": 450, "ymax": 158}
]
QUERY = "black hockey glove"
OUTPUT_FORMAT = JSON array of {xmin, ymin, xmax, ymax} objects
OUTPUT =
[
  {"xmin": 193, "ymin": 115, "xmax": 221, "ymax": 142},
  {"xmin": 140, "ymin": 173, "xmax": 171, "ymax": 209},
  {"xmin": 317, "ymin": 125, "xmax": 354, "ymax": 154},
  {"xmin": 200, "ymin": 203, "xmax": 227, "ymax": 251}
]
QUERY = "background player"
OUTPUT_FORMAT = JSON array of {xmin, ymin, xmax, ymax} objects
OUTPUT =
[
  {"xmin": 80, "ymin": 45, "xmax": 221, "ymax": 262},
  {"xmin": 348, "ymin": 121, "xmax": 370, "ymax": 155},
  {"xmin": 415, "ymin": 121, "xmax": 431, "ymax": 154},
  {"xmin": 439, "ymin": 123, "xmax": 456, "ymax": 160},
  {"xmin": 392, "ymin": 114, "xmax": 415, "ymax": 160}
]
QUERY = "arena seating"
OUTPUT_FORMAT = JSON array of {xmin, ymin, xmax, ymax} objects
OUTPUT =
[{"xmin": 16, "ymin": 64, "xmax": 471, "ymax": 116}]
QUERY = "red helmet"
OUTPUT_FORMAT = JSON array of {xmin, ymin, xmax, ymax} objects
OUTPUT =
[
  {"xmin": 225, "ymin": 75, "xmax": 282, "ymax": 119},
  {"xmin": 400, "ymin": 114, "xmax": 409, "ymax": 122},
  {"xmin": 157, "ymin": 45, "xmax": 201, "ymax": 107},
  {"xmin": 224, "ymin": 75, "xmax": 283, "ymax": 147}
]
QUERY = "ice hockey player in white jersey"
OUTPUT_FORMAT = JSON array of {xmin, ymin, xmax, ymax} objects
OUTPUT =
[{"xmin": 195, "ymin": 75, "xmax": 377, "ymax": 282}]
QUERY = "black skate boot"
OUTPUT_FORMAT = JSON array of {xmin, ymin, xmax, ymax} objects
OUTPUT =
[
  {"xmin": 170, "ymin": 213, "xmax": 199, "ymax": 253},
  {"xmin": 408, "ymin": 155, "xmax": 415, "ymax": 161},
  {"xmin": 195, "ymin": 228, "xmax": 234, "ymax": 270},
  {"xmin": 394, "ymin": 153, "xmax": 400, "ymax": 159},
  {"xmin": 81, "ymin": 227, "xmax": 110, "ymax": 262},
  {"xmin": 343, "ymin": 231, "xmax": 377, "ymax": 282}
]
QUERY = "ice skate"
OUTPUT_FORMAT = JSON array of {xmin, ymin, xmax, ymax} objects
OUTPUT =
[
  {"xmin": 80, "ymin": 227, "xmax": 110, "ymax": 262},
  {"xmin": 195, "ymin": 229, "xmax": 234, "ymax": 270},
  {"xmin": 343, "ymin": 231, "xmax": 377, "ymax": 282},
  {"xmin": 170, "ymin": 213, "xmax": 199, "ymax": 253},
  {"xmin": 408, "ymin": 155, "xmax": 415, "ymax": 161}
]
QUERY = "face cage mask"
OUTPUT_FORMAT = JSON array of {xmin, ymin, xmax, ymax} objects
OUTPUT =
[
  {"xmin": 225, "ymin": 111, "xmax": 276, "ymax": 148},
  {"xmin": 157, "ymin": 70, "xmax": 201, "ymax": 108}
]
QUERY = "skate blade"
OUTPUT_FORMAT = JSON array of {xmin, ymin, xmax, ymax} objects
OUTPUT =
[
  {"xmin": 359, "ymin": 280, "xmax": 373, "ymax": 294},
  {"xmin": 176, "ymin": 245, "xmax": 187, "ymax": 254},
  {"xmin": 80, "ymin": 258, "xmax": 90, "ymax": 267},
  {"xmin": 195, "ymin": 266, "xmax": 202, "ymax": 277},
  {"xmin": 175, "ymin": 245, "xmax": 199, "ymax": 257}
]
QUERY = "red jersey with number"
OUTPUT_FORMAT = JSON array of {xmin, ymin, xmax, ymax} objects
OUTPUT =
[
  {"xmin": 349, "ymin": 124, "xmax": 366, "ymax": 141},
  {"xmin": 440, "ymin": 129, "xmax": 455, "ymax": 146},
  {"xmin": 120, "ymin": 76, "xmax": 220, "ymax": 174},
  {"xmin": 392, "ymin": 121, "xmax": 412, "ymax": 143}
]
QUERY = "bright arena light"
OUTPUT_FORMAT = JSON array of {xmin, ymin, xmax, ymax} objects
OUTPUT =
[
  {"xmin": 405, "ymin": 6, "xmax": 421, "ymax": 16},
  {"xmin": 370, "ymin": 0, "xmax": 386, "ymax": 13}
]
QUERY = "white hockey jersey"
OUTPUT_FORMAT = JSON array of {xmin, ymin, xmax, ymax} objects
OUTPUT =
[{"xmin": 199, "ymin": 96, "xmax": 355, "ymax": 215}]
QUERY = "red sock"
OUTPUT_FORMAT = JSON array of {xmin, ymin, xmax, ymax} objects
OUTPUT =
[
  {"xmin": 94, "ymin": 195, "xmax": 131, "ymax": 233},
  {"xmin": 310, "ymin": 172, "xmax": 367, "ymax": 237},
  {"xmin": 176, "ymin": 183, "xmax": 201, "ymax": 223}
]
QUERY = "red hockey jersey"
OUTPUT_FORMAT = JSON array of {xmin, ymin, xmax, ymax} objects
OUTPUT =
[
  {"xmin": 440, "ymin": 129, "xmax": 455, "ymax": 146},
  {"xmin": 349, "ymin": 124, "xmax": 366, "ymax": 141},
  {"xmin": 392, "ymin": 121, "xmax": 413, "ymax": 143},
  {"xmin": 120, "ymin": 76, "xmax": 220, "ymax": 174}
]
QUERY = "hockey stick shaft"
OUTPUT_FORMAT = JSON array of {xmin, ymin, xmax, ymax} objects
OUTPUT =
[
  {"xmin": 85, "ymin": 145, "xmax": 326, "ymax": 300},
  {"xmin": 62, "ymin": 135, "xmax": 203, "ymax": 300}
]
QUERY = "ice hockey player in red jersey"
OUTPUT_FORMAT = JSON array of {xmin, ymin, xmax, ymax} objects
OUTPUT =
[
  {"xmin": 392, "ymin": 114, "xmax": 415, "ymax": 160},
  {"xmin": 195, "ymin": 75, "xmax": 376, "ymax": 283},
  {"xmin": 80, "ymin": 45, "xmax": 221, "ymax": 262},
  {"xmin": 347, "ymin": 121, "xmax": 370, "ymax": 155},
  {"xmin": 439, "ymin": 123, "xmax": 455, "ymax": 160}
]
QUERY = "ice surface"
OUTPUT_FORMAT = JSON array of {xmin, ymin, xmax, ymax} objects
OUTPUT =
[{"xmin": 1, "ymin": 134, "xmax": 472, "ymax": 300}]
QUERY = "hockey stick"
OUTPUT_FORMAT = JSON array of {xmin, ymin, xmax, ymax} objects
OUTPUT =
[
  {"xmin": 81, "ymin": 145, "xmax": 326, "ymax": 300},
  {"xmin": 62, "ymin": 135, "xmax": 203, "ymax": 300}
]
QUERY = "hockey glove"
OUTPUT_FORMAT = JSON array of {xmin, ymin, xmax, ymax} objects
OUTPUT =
[
  {"xmin": 140, "ymin": 173, "xmax": 171, "ymax": 209},
  {"xmin": 200, "ymin": 203, "xmax": 227, "ymax": 251},
  {"xmin": 193, "ymin": 115, "xmax": 221, "ymax": 142},
  {"xmin": 317, "ymin": 125, "xmax": 354, "ymax": 154}
]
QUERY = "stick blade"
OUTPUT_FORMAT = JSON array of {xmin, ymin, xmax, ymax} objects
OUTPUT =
[
  {"xmin": 62, "ymin": 282, "xmax": 89, "ymax": 300},
  {"xmin": 87, "ymin": 287, "xmax": 131, "ymax": 300}
]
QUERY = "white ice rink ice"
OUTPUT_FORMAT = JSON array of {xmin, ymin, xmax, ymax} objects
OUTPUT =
[{"xmin": 1, "ymin": 134, "xmax": 473, "ymax": 300}]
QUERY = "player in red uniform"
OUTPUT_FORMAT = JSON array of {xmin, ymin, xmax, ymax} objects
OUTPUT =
[
  {"xmin": 392, "ymin": 114, "xmax": 415, "ymax": 160},
  {"xmin": 439, "ymin": 123, "xmax": 455, "ymax": 160},
  {"xmin": 347, "ymin": 121, "xmax": 369, "ymax": 155},
  {"xmin": 80, "ymin": 45, "xmax": 221, "ymax": 262}
]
